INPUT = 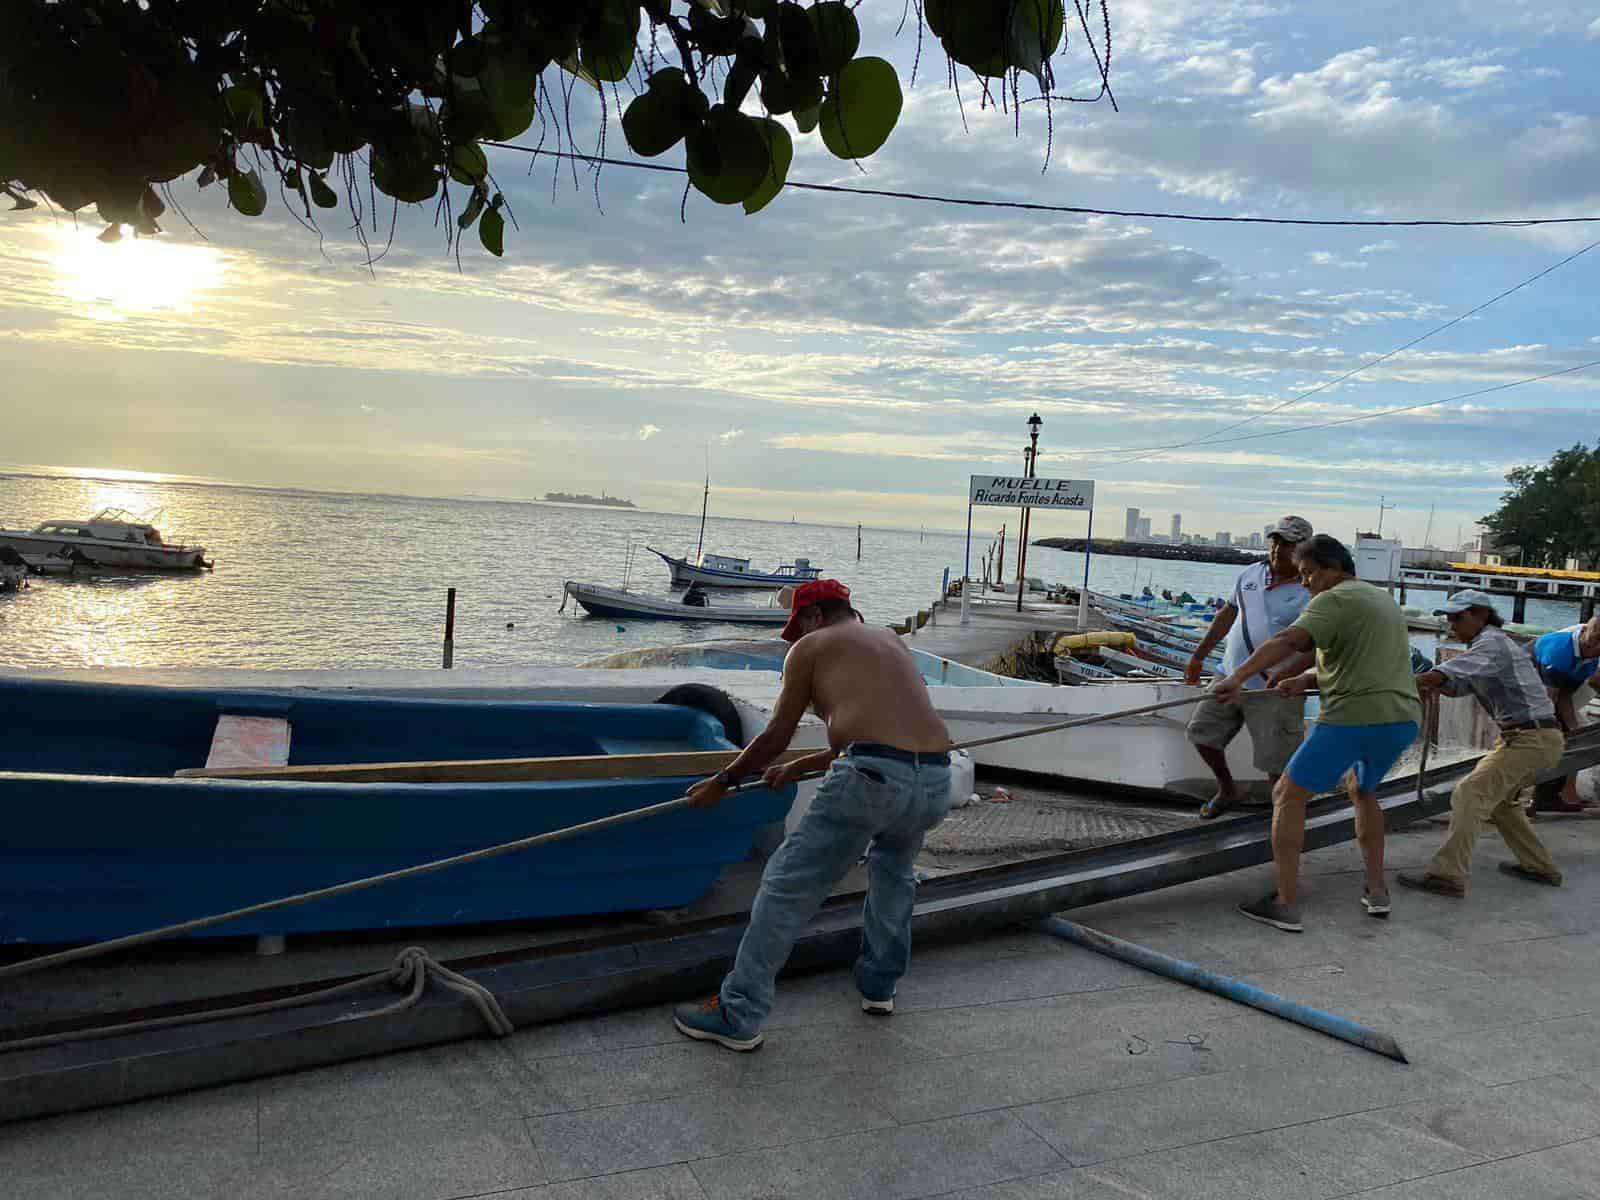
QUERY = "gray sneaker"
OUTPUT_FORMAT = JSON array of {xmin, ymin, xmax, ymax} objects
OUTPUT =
[
  {"xmin": 1361, "ymin": 888, "xmax": 1391, "ymax": 919},
  {"xmin": 1237, "ymin": 892, "xmax": 1303, "ymax": 933}
]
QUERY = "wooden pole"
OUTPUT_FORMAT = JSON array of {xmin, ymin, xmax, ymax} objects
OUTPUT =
[
  {"xmin": 856, "ymin": 523, "xmax": 862, "ymax": 562},
  {"xmin": 180, "ymin": 745, "xmax": 818, "ymax": 784},
  {"xmin": 443, "ymin": 587, "xmax": 456, "ymax": 669}
]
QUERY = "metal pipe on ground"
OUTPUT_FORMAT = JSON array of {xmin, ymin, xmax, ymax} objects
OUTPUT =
[{"xmin": 1038, "ymin": 916, "xmax": 1409, "ymax": 1063}]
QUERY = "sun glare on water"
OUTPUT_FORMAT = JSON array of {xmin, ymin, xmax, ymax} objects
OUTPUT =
[{"xmin": 54, "ymin": 228, "xmax": 226, "ymax": 318}]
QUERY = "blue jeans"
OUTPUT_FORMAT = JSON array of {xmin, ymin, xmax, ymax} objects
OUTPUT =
[{"xmin": 719, "ymin": 751, "xmax": 952, "ymax": 1035}]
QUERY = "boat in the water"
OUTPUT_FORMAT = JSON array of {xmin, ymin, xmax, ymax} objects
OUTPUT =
[
  {"xmin": 647, "ymin": 471, "xmax": 818, "ymax": 589},
  {"xmin": 562, "ymin": 580, "xmax": 792, "ymax": 625},
  {"xmin": 0, "ymin": 677, "xmax": 792, "ymax": 943},
  {"xmin": 648, "ymin": 548, "xmax": 821, "ymax": 589},
  {"xmin": 0, "ymin": 508, "xmax": 211, "ymax": 570}
]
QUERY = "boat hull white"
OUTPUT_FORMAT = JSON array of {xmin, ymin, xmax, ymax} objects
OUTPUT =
[
  {"xmin": 930, "ymin": 681, "xmax": 1271, "ymax": 800},
  {"xmin": 648, "ymin": 548, "xmax": 820, "ymax": 589},
  {"xmin": 0, "ymin": 531, "xmax": 210, "ymax": 571},
  {"xmin": 564, "ymin": 581, "xmax": 791, "ymax": 625}
]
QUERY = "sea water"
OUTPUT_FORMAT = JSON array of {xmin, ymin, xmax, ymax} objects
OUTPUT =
[{"xmin": 0, "ymin": 468, "xmax": 1579, "ymax": 671}]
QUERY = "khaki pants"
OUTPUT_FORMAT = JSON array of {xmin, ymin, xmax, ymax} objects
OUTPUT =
[{"xmin": 1426, "ymin": 728, "xmax": 1563, "ymax": 888}]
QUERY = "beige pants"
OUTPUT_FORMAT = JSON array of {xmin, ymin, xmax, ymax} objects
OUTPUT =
[{"xmin": 1425, "ymin": 727, "xmax": 1563, "ymax": 887}]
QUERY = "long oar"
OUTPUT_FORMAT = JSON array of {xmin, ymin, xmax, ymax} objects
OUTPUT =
[
  {"xmin": 178, "ymin": 689, "xmax": 1294, "ymax": 784},
  {"xmin": 177, "ymin": 746, "xmax": 818, "ymax": 784}
]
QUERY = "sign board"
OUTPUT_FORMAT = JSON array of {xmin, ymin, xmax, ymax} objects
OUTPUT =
[{"xmin": 968, "ymin": 475, "xmax": 1094, "ymax": 510}]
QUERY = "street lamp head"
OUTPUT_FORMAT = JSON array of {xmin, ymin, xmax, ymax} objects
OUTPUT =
[{"xmin": 1027, "ymin": 412, "xmax": 1043, "ymax": 432}]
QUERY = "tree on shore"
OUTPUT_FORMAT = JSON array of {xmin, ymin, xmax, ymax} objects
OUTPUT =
[
  {"xmin": 1481, "ymin": 443, "xmax": 1600, "ymax": 569},
  {"xmin": 1, "ymin": 1, "xmax": 1113, "ymax": 257}
]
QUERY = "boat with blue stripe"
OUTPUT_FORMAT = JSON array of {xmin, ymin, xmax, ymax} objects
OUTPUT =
[
  {"xmin": 0, "ymin": 677, "xmax": 793, "ymax": 944},
  {"xmin": 647, "ymin": 547, "xmax": 821, "ymax": 589}
]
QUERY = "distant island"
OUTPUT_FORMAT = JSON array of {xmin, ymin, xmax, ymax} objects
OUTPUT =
[
  {"xmin": 1033, "ymin": 537, "xmax": 1262, "ymax": 566},
  {"xmin": 542, "ymin": 492, "xmax": 636, "ymax": 509}
]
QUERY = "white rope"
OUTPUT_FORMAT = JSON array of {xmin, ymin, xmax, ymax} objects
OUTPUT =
[{"xmin": 0, "ymin": 946, "xmax": 512, "ymax": 1052}]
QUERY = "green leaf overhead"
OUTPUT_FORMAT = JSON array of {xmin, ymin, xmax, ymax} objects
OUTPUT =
[
  {"xmin": 686, "ymin": 105, "xmax": 771, "ymax": 204},
  {"xmin": 819, "ymin": 57, "xmax": 902, "ymax": 160},
  {"xmin": 0, "ymin": 1, "xmax": 1114, "ymax": 255},
  {"xmin": 742, "ymin": 117, "xmax": 793, "ymax": 214}
]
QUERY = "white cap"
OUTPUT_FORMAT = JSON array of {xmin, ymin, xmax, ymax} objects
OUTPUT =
[{"xmin": 1434, "ymin": 588, "xmax": 1497, "ymax": 615}]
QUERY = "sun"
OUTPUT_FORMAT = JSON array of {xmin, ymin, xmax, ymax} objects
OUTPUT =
[{"xmin": 54, "ymin": 228, "xmax": 227, "ymax": 319}]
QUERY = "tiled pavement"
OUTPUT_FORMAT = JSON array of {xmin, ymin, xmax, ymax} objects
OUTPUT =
[{"xmin": 7, "ymin": 812, "xmax": 1600, "ymax": 1199}]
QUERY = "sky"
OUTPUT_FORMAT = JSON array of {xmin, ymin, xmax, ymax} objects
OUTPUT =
[{"xmin": 2, "ymin": 0, "xmax": 1598, "ymax": 547}]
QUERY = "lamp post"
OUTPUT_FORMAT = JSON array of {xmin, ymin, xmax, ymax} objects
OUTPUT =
[{"xmin": 1015, "ymin": 413, "xmax": 1042, "ymax": 613}]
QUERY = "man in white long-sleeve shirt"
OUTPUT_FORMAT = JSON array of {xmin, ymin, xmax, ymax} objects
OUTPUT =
[
  {"xmin": 1183, "ymin": 515, "xmax": 1314, "ymax": 819},
  {"xmin": 1399, "ymin": 589, "xmax": 1564, "ymax": 898}
]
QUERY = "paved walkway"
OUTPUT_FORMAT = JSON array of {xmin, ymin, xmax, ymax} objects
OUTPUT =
[{"xmin": 8, "ymin": 814, "xmax": 1600, "ymax": 1199}]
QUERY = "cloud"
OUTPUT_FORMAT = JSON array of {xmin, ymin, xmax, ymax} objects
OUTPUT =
[
  {"xmin": 1308, "ymin": 251, "xmax": 1368, "ymax": 270},
  {"xmin": 637, "ymin": 423, "xmax": 661, "ymax": 440},
  {"xmin": 717, "ymin": 428, "xmax": 745, "ymax": 443},
  {"xmin": 1359, "ymin": 240, "xmax": 1399, "ymax": 255}
]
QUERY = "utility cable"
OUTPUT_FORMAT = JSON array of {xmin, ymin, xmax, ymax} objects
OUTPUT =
[
  {"xmin": 1108, "ymin": 239, "xmax": 1600, "ymax": 465},
  {"xmin": 481, "ymin": 142, "xmax": 1600, "ymax": 230}
]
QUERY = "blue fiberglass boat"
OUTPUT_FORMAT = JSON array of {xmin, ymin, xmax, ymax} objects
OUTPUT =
[{"xmin": 0, "ymin": 677, "xmax": 793, "ymax": 945}]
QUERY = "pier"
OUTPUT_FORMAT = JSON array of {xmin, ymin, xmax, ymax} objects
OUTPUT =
[
  {"xmin": 1393, "ymin": 563, "xmax": 1600, "ymax": 623},
  {"xmin": 901, "ymin": 587, "xmax": 1110, "ymax": 673}
]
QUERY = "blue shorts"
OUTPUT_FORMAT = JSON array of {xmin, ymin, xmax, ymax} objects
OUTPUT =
[{"xmin": 1284, "ymin": 720, "xmax": 1419, "ymax": 795}]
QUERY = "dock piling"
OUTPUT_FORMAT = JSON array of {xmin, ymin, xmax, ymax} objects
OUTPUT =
[{"xmin": 443, "ymin": 587, "xmax": 456, "ymax": 669}]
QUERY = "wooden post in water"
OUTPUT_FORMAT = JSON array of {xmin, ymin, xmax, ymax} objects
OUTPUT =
[
  {"xmin": 443, "ymin": 587, "xmax": 456, "ymax": 669},
  {"xmin": 857, "ymin": 524, "xmax": 862, "ymax": 562}
]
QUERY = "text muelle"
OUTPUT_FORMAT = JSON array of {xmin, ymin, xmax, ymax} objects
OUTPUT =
[{"xmin": 968, "ymin": 475, "xmax": 1095, "ymax": 509}]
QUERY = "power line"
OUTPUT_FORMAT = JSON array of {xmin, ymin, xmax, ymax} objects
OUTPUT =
[
  {"xmin": 1055, "ymin": 359, "xmax": 1600, "ymax": 458},
  {"xmin": 1110, "ymin": 239, "xmax": 1600, "ymax": 465},
  {"xmin": 483, "ymin": 142, "xmax": 1600, "ymax": 229}
]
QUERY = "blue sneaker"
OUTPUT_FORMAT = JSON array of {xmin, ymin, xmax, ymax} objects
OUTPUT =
[{"xmin": 672, "ymin": 996, "xmax": 764, "ymax": 1051}]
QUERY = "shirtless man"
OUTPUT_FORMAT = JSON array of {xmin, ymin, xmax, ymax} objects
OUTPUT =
[{"xmin": 672, "ymin": 578, "xmax": 953, "ymax": 1051}]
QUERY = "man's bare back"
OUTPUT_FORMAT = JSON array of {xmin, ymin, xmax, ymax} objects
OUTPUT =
[{"xmin": 789, "ymin": 620, "xmax": 950, "ymax": 752}]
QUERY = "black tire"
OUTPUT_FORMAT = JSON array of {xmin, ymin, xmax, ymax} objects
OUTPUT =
[{"xmin": 655, "ymin": 683, "xmax": 744, "ymax": 746}]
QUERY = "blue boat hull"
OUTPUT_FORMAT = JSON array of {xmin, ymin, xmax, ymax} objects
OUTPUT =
[{"xmin": 0, "ymin": 679, "xmax": 793, "ymax": 943}]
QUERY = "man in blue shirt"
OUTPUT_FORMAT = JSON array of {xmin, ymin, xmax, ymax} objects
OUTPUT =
[{"xmin": 1528, "ymin": 618, "xmax": 1600, "ymax": 813}]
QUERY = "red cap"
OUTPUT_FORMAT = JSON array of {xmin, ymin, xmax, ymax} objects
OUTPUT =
[{"xmin": 780, "ymin": 578, "xmax": 852, "ymax": 642}]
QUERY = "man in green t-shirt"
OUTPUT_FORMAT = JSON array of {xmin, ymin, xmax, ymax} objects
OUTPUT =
[{"xmin": 1212, "ymin": 534, "xmax": 1421, "ymax": 932}]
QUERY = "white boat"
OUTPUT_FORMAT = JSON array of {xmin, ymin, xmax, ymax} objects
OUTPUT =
[
  {"xmin": 649, "ymin": 472, "xmax": 818, "ymax": 589},
  {"xmin": 0, "ymin": 508, "xmax": 211, "ymax": 571},
  {"xmin": 561, "ymin": 581, "xmax": 791, "ymax": 625},
  {"xmin": 648, "ymin": 548, "xmax": 821, "ymax": 589},
  {"xmin": 1096, "ymin": 646, "xmax": 1187, "ymax": 680},
  {"xmin": 931, "ymin": 679, "xmax": 1271, "ymax": 800},
  {"xmin": 581, "ymin": 637, "xmax": 1264, "ymax": 800},
  {"xmin": 1054, "ymin": 655, "xmax": 1122, "ymax": 684}
]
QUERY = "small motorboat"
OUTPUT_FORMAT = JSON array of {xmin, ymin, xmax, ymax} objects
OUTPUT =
[
  {"xmin": 0, "ymin": 507, "xmax": 211, "ymax": 570},
  {"xmin": 562, "ymin": 580, "xmax": 791, "ymax": 625},
  {"xmin": 649, "ymin": 471, "xmax": 818, "ymax": 589},
  {"xmin": 0, "ymin": 677, "xmax": 793, "ymax": 943},
  {"xmin": 649, "ymin": 548, "xmax": 821, "ymax": 589}
]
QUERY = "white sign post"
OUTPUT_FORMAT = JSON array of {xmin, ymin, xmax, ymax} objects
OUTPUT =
[{"xmin": 964, "ymin": 476, "xmax": 1096, "ymax": 628}]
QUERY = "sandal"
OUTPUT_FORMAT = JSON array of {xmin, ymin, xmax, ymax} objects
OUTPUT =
[{"xmin": 1199, "ymin": 795, "xmax": 1233, "ymax": 821}]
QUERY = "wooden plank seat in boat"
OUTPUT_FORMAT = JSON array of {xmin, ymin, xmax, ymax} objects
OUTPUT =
[{"xmin": 202, "ymin": 714, "xmax": 292, "ymax": 771}]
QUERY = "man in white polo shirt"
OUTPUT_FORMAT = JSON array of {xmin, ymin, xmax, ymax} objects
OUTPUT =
[{"xmin": 1183, "ymin": 516, "xmax": 1314, "ymax": 819}]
